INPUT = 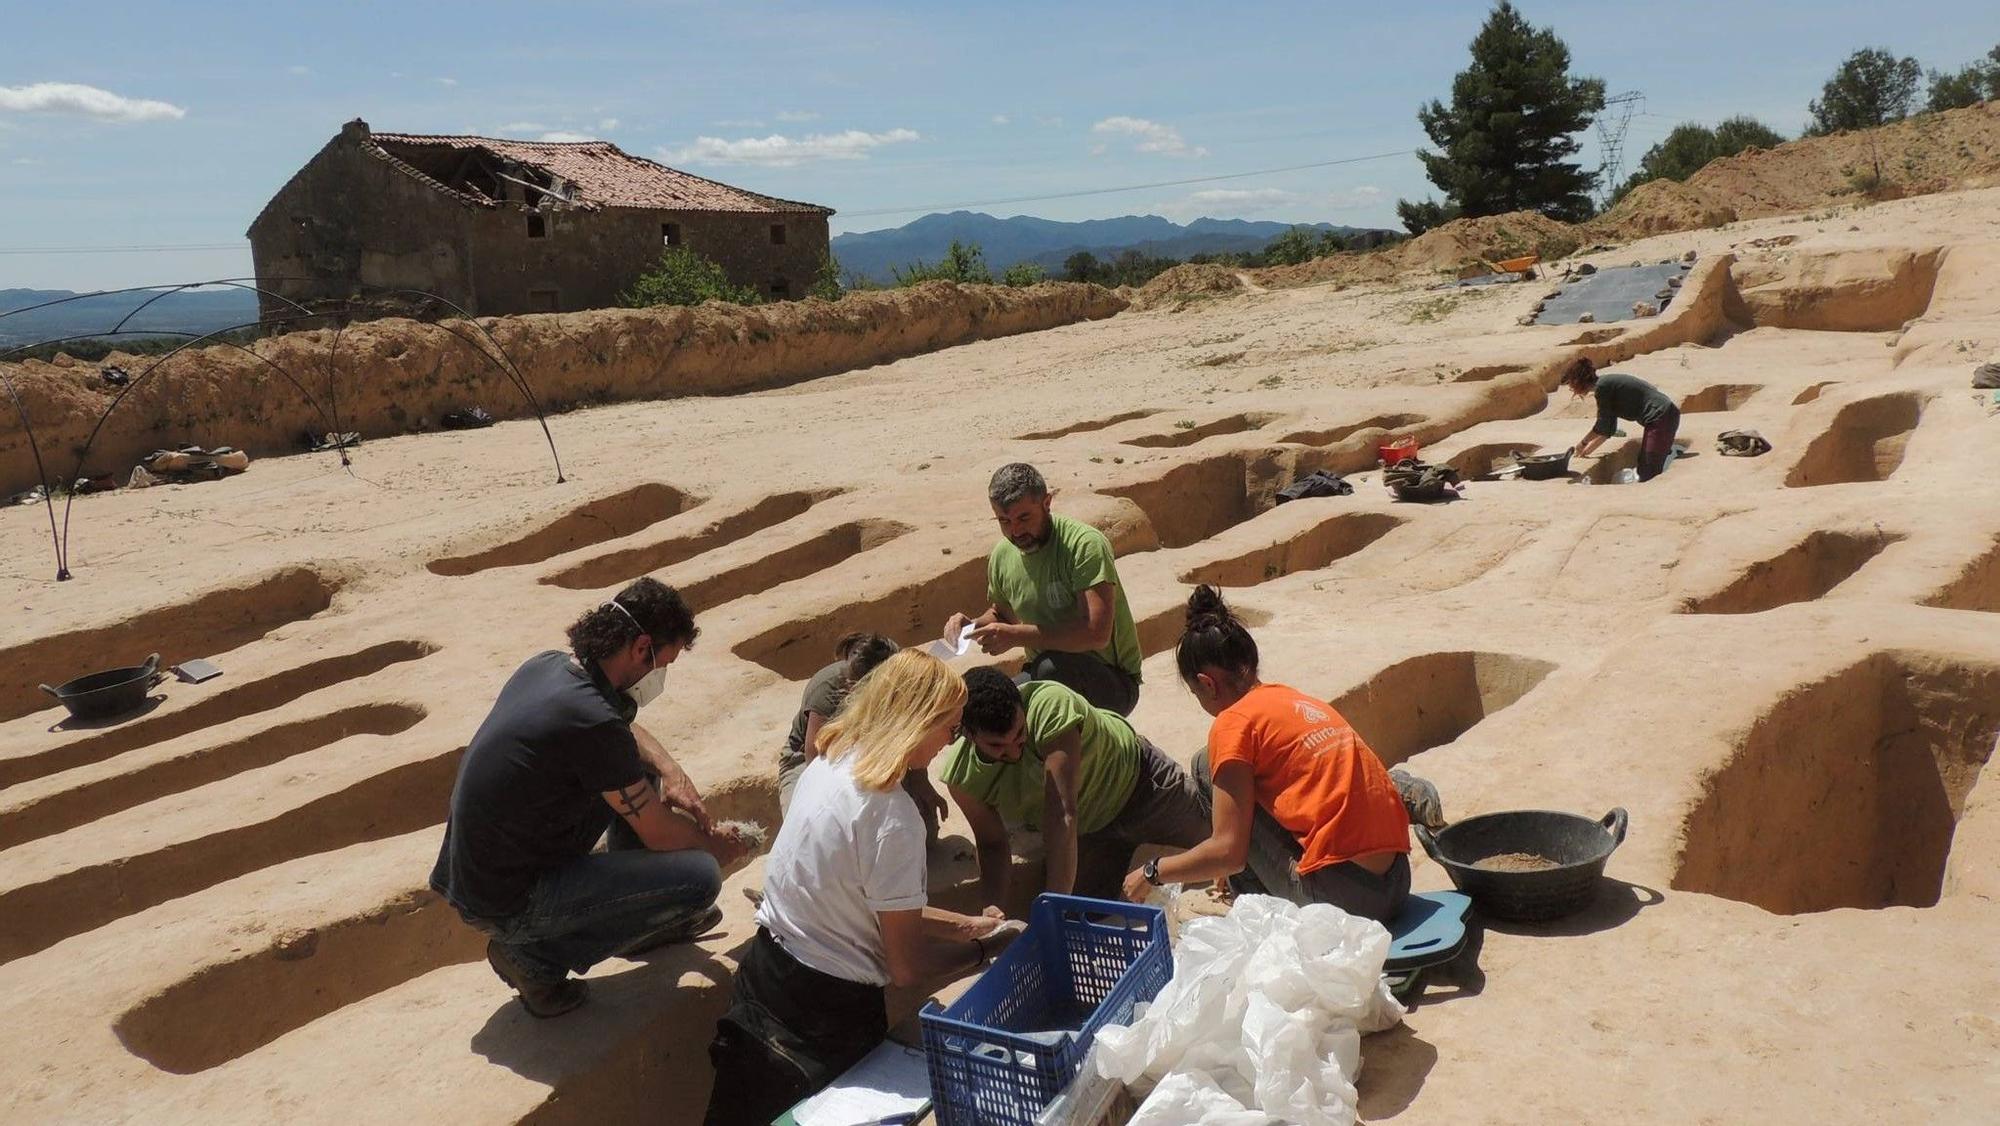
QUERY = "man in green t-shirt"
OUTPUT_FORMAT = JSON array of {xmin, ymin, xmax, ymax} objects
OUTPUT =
[
  {"xmin": 942, "ymin": 463, "xmax": 1144, "ymax": 715},
  {"xmin": 940, "ymin": 668, "xmax": 1209, "ymax": 905}
]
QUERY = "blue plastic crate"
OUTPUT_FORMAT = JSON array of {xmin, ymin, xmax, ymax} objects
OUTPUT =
[{"xmin": 921, "ymin": 894, "xmax": 1171, "ymax": 1126}]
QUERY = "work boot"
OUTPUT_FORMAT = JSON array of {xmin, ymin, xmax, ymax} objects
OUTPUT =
[
  {"xmin": 616, "ymin": 904, "xmax": 725, "ymax": 958},
  {"xmin": 485, "ymin": 940, "xmax": 589, "ymax": 1018}
]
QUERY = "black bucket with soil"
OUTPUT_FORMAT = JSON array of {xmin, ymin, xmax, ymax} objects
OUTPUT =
[{"xmin": 1415, "ymin": 808, "xmax": 1627, "ymax": 921}]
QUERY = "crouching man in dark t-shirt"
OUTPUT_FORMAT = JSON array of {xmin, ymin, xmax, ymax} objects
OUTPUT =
[{"xmin": 430, "ymin": 577, "xmax": 752, "ymax": 1017}]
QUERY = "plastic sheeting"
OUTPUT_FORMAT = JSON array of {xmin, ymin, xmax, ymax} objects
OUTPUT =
[{"xmin": 1094, "ymin": 895, "xmax": 1404, "ymax": 1126}]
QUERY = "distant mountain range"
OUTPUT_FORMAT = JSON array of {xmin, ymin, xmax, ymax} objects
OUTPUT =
[
  {"xmin": 831, "ymin": 212, "xmax": 1397, "ymax": 284},
  {"xmin": 0, "ymin": 288, "xmax": 261, "ymax": 349}
]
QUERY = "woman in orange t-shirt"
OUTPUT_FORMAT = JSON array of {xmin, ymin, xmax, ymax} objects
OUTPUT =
[{"xmin": 1121, "ymin": 586, "xmax": 1411, "ymax": 921}]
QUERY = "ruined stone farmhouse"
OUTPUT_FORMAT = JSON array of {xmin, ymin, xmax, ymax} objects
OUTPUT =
[{"xmin": 247, "ymin": 119, "xmax": 833, "ymax": 318}]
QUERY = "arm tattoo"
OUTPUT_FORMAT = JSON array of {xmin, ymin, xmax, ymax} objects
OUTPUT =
[{"xmin": 614, "ymin": 782, "xmax": 653, "ymax": 818}]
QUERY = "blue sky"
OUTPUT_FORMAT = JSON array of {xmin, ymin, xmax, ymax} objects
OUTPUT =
[{"xmin": 2, "ymin": 0, "xmax": 1993, "ymax": 290}]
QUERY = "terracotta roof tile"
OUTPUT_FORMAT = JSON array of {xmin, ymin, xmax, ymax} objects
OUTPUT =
[{"xmin": 370, "ymin": 132, "xmax": 832, "ymax": 215}]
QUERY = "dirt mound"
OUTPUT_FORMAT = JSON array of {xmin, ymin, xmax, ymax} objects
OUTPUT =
[
  {"xmin": 1590, "ymin": 179, "xmax": 1739, "ymax": 241},
  {"xmin": 0, "ymin": 281, "xmax": 1126, "ymax": 496},
  {"xmin": 1394, "ymin": 210, "xmax": 1584, "ymax": 273},
  {"xmin": 1132, "ymin": 263, "xmax": 1248, "ymax": 310},
  {"xmin": 1687, "ymin": 102, "xmax": 2000, "ymax": 218}
]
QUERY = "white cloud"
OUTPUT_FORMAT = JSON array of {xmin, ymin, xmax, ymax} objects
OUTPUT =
[
  {"xmin": 714, "ymin": 118, "xmax": 765, "ymax": 128},
  {"xmin": 538, "ymin": 130, "xmax": 597, "ymax": 143},
  {"xmin": 1038, "ymin": 115, "xmax": 1064, "ymax": 128},
  {"xmin": 1091, "ymin": 115, "xmax": 1205, "ymax": 158},
  {"xmin": 288, "ymin": 65, "xmax": 311, "ymax": 76},
  {"xmin": 991, "ymin": 114, "xmax": 1011, "ymax": 126},
  {"xmin": 1155, "ymin": 185, "xmax": 1386, "ymax": 221},
  {"xmin": 597, "ymin": 117, "xmax": 619, "ymax": 132},
  {"xmin": 12, "ymin": 156, "xmax": 43, "ymax": 165},
  {"xmin": 435, "ymin": 77, "xmax": 459, "ymax": 87},
  {"xmin": 775, "ymin": 110, "xmax": 820, "ymax": 123},
  {"xmin": 500, "ymin": 120, "xmax": 549, "ymax": 133},
  {"xmin": 1089, "ymin": 143, "xmax": 1107, "ymax": 157},
  {"xmin": 0, "ymin": 82, "xmax": 185, "ymax": 123},
  {"xmin": 663, "ymin": 127, "xmax": 920, "ymax": 167}
]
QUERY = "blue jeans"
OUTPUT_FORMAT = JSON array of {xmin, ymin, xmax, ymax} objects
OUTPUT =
[{"xmin": 472, "ymin": 846, "xmax": 722, "ymax": 983}]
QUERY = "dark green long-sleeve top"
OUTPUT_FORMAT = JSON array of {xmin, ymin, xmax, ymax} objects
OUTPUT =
[{"xmin": 1592, "ymin": 372, "xmax": 1677, "ymax": 436}]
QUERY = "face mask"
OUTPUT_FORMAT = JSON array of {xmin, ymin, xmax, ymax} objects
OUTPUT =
[{"xmin": 628, "ymin": 666, "xmax": 667, "ymax": 708}]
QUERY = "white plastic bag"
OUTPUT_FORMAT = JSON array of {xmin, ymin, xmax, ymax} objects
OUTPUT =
[{"xmin": 1092, "ymin": 894, "xmax": 1403, "ymax": 1126}]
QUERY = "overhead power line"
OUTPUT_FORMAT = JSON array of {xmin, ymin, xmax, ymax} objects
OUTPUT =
[{"xmin": 0, "ymin": 147, "xmax": 1422, "ymax": 255}]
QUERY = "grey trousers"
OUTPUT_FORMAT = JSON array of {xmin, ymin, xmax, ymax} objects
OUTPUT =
[
  {"xmin": 1072, "ymin": 738, "xmax": 1212, "ymax": 900},
  {"xmin": 1029, "ymin": 650, "xmax": 1140, "ymax": 717},
  {"xmin": 1190, "ymin": 749, "xmax": 1410, "ymax": 923}
]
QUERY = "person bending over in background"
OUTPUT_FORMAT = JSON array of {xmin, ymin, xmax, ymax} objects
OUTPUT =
[
  {"xmin": 1563, "ymin": 357, "xmax": 1681, "ymax": 482},
  {"xmin": 777, "ymin": 631, "xmax": 949, "ymax": 841},
  {"xmin": 1122, "ymin": 586, "xmax": 1411, "ymax": 923},
  {"xmin": 430, "ymin": 578, "xmax": 755, "ymax": 1018}
]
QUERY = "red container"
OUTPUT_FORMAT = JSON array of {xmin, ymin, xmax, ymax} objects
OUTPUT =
[{"xmin": 1378, "ymin": 436, "xmax": 1420, "ymax": 465}]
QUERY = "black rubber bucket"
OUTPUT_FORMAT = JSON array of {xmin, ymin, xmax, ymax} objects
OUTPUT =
[
  {"xmin": 1414, "ymin": 808, "xmax": 1627, "ymax": 922},
  {"xmin": 39, "ymin": 653, "xmax": 162, "ymax": 722},
  {"xmin": 1515, "ymin": 449, "xmax": 1574, "ymax": 480}
]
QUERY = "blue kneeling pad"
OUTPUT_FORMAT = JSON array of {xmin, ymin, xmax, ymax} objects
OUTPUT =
[{"xmin": 1385, "ymin": 891, "xmax": 1471, "ymax": 996}]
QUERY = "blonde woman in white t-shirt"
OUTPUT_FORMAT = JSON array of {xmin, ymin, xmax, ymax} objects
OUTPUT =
[{"xmin": 702, "ymin": 649, "xmax": 1024, "ymax": 1126}]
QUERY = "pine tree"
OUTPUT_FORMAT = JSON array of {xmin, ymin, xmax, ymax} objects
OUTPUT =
[
  {"xmin": 1397, "ymin": 2, "xmax": 1606, "ymax": 232},
  {"xmin": 1807, "ymin": 49, "xmax": 1922, "ymax": 134}
]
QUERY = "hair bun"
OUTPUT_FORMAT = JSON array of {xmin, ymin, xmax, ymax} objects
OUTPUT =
[{"xmin": 1184, "ymin": 584, "xmax": 1232, "ymax": 627}]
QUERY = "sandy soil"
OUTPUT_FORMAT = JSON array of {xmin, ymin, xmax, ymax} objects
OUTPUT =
[{"xmin": 2, "ymin": 183, "xmax": 1998, "ymax": 1124}]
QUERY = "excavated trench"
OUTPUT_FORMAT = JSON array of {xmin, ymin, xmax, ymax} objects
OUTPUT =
[
  {"xmin": 1016, "ymin": 409, "xmax": 1159, "ymax": 441},
  {"xmin": 1454, "ymin": 364, "xmax": 1528, "ymax": 384},
  {"xmin": 1924, "ymin": 536, "xmax": 2000, "ymax": 613},
  {"xmin": 1673, "ymin": 653, "xmax": 2000, "ymax": 914},
  {"xmin": 541, "ymin": 489, "xmax": 844, "ymax": 591},
  {"xmin": 1784, "ymin": 393, "xmax": 1926, "ymax": 488},
  {"xmin": 1123, "ymin": 412, "xmax": 1280, "ymax": 449},
  {"xmin": 1792, "ymin": 382, "xmax": 1840, "ymax": 405},
  {"xmin": 1135, "ymin": 602, "xmax": 1273, "ymax": 658},
  {"xmin": 734, "ymin": 555, "xmax": 989, "ymax": 680},
  {"xmin": 678, "ymin": 520, "xmax": 912, "ymax": 611},
  {"xmin": 428, "ymin": 483, "xmax": 700, "ymax": 576},
  {"xmin": 1679, "ymin": 530, "xmax": 1903, "ymax": 615},
  {"xmin": 0, "ymin": 640, "xmax": 435, "ymax": 789},
  {"xmin": 0, "ymin": 744, "xmax": 464, "ymax": 967},
  {"xmin": 1330, "ymin": 651, "xmax": 1557, "ymax": 766},
  {"xmin": 0, "ymin": 566, "xmax": 340, "ymax": 724},
  {"xmin": 116, "ymin": 774, "xmax": 786, "ymax": 1077},
  {"xmin": 1277, "ymin": 413, "xmax": 1424, "ymax": 448},
  {"xmin": 1101, "ymin": 449, "xmax": 1293, "ymax": 550},
  {"xmin": 115, "ymin": 889, "xmax": 484, "ymax": 1075},
  {"xmin": 1581, "ymin": 440, "xmax": 1642, "ymax": 484},
  {"xmin": 1177, "ymin": 512, "xmax": 1405, "ymax": 589},
  {"xmin": 1679, "ymin": 383, "xmax": 1761, "ymax": 413},
  {"xmin": 1446, "ymin": 442, "xmax": 1542, "ymax": 479},
  {"xmin": 0, "ymin": 702, "xmax": 427, "ymax": 850}
]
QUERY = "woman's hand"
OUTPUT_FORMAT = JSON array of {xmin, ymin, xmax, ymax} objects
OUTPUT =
[{"xmin": 1121, "ymin": 867, "xmax": 1154, "ymax": 904}]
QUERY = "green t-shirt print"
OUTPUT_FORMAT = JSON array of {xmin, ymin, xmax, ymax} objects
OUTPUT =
[
  {"xmin": 939, "ymin": 681, "xmax": 1141, "ymax": 834},
  {"xmin": 986, "ymin": 514, "xmax": 1142, "ymax": 681}
]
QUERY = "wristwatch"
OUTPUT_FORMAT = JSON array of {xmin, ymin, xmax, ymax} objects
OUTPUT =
[{"xmin": 1142, "ymin": 858, "xmax": 1163, "ymax": 886}]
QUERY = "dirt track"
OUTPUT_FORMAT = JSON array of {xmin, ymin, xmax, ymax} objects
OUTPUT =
[{"xmin": 1, "ymin": 184, "xmax": 1998, "ymax": 1124}]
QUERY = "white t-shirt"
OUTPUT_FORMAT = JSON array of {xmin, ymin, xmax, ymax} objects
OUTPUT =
[{"xmin": 757, "ymin": 753, "xmax": 928, "ymax": 985}]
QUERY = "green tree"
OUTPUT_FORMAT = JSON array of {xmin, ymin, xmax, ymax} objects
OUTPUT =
[
  {"xmin": 621, "ymin": 246, "xmax": 762, "ymax": 307},
  {"xmin": 1613, "ymin": 116, "xmax": 1786, "ymax": 200},
  {"xmin": 1925, "ymin": 46, "xmax": 1999, "ymax": 112},
  {"xmin": 892, "ymin": 240, "xmax": 993, "ymax": 285},
  {"xmin": 1808, "ymin": 48, "xmax": 1922, "ymax": 134},
  {"xmin": 810, "ymin": 250, "xmax": 845, "ymax": 301},
  {"xmin": 1314, "ymin": 229, "xmax": 1348, "ymax": 256},
  {"xmin": 1260, "ymin": 226, "xmax": 1320, "ymax": 266},
  {"xmin": 1062, "ymin": 251, "xmax": 1104, "ymax": 283},
  {"xmin": 1395, "ymin": 198, "xmax": 1458, "ymax": 236},
  {"xmin": 1399, "ymin": 1, "xmax": 1606, "ymax": 232},
  {"xmin": 1000, "ymin": 261, "xmax": 1046, "ymax": 286}
]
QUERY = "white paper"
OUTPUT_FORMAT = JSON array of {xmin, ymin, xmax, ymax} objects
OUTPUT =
[
  {"xmin": 922, "ymin": 624, "xmax": 977, "ymax": 661},
  {"xmin": 791, "ymin": 1040, "xmax": 932, "ymax": 1126}
]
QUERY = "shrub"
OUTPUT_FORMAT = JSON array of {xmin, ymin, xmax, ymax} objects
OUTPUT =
[
  {"xmin": 1001, "ymin": 262, "xmax": 1046, "ymax": 286},
  {"xmin": 810, "ymin": 251, "xmax": 845, "ymax": 301},
  {"xmin": 622, "ymin": 246, "xmax": 762, "ymax": 307},
  {"xmin": 893, "ymin": 240, "xmax": 993, "ymax": 286}
]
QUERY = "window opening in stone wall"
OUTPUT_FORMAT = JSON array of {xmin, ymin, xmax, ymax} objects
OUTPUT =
[
  {"xmin": 663, "ymin": 222, "xmax": 682, "ymax": 246},
  {"xmin": 769, "ymin": 278, "xmax": 791, "ymax": 299},
  {"xmin": 529, "ymin": 288, "xmax": 559, "ymax": 312},
  {"xmin": 527, "ymin": 213, "xmax": 547, "ymax": 239},
  {"xmin": 769, "ymin": 223, "xmax": 786, "ymax": 245}
]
